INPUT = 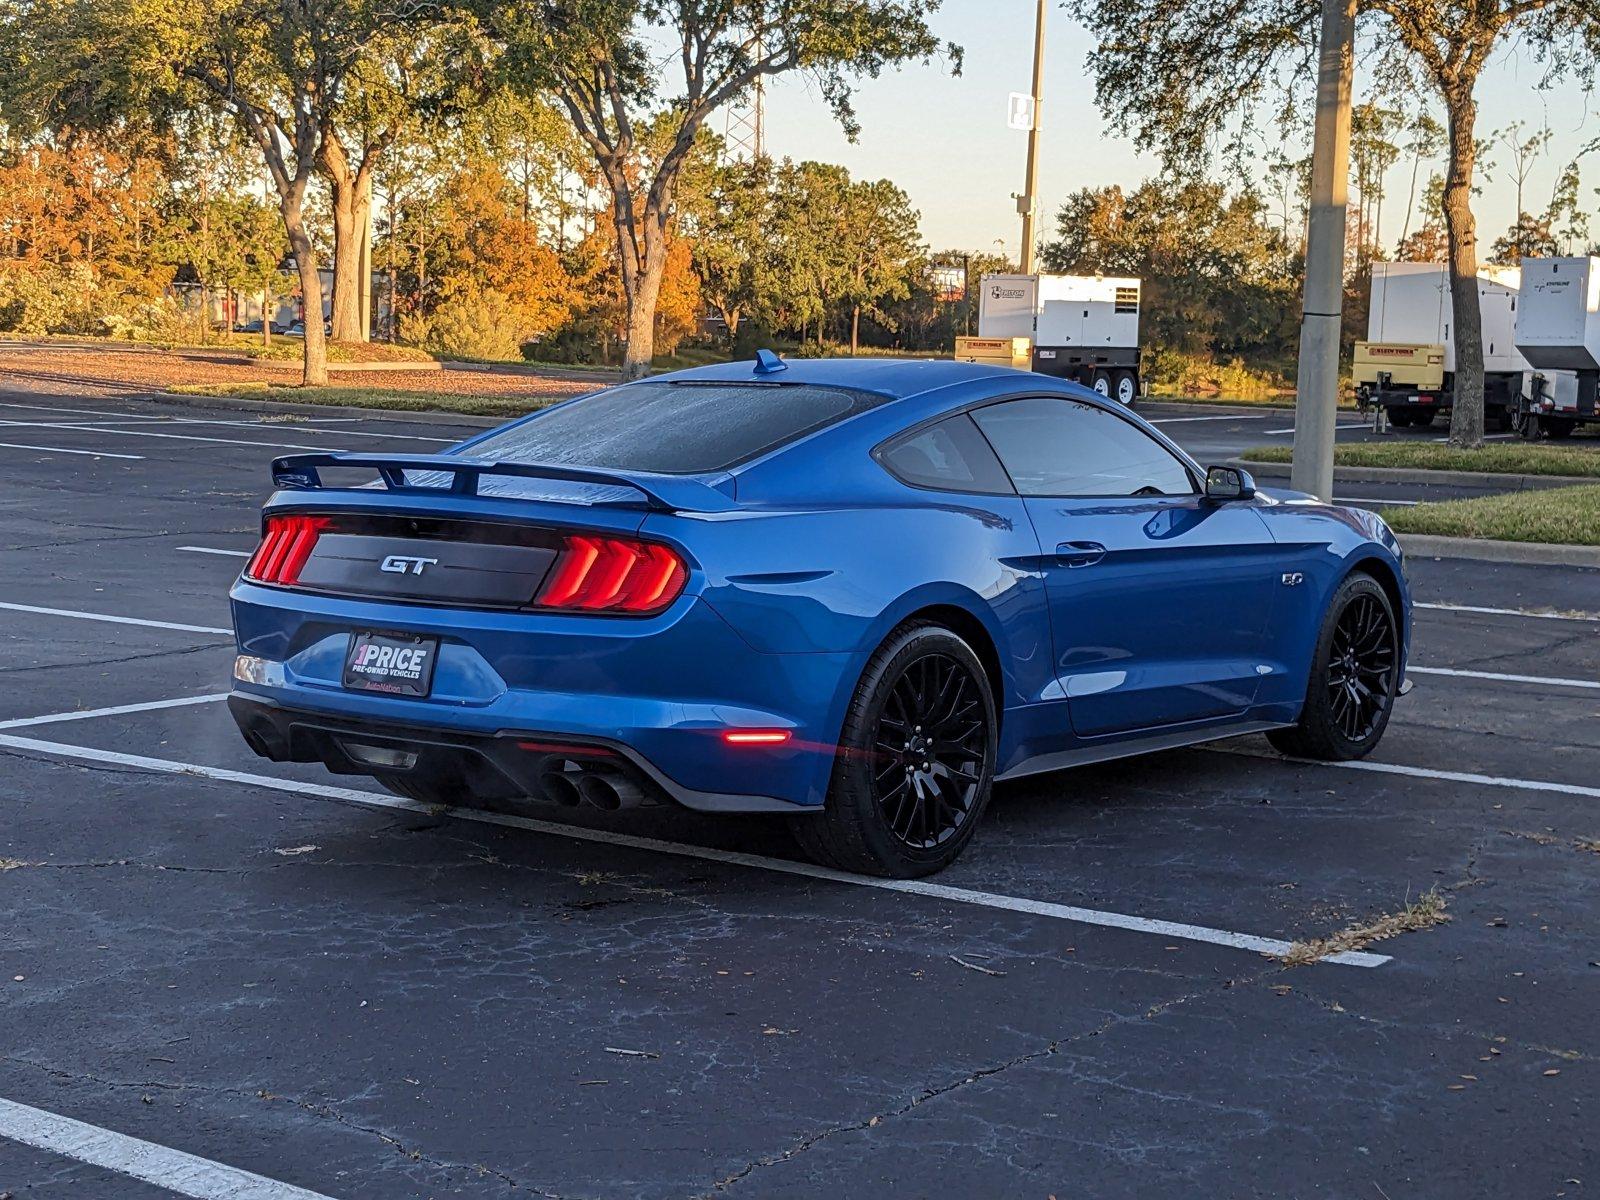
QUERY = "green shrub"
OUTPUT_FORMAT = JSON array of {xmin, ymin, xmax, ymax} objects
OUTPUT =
[
  {"xmin": 407, "ymin": 284, "xmax": 526, "ymax": 361},
  {"xmin": 1142, "ymin": 346, "xmax": 1287, "ymax": 400}
]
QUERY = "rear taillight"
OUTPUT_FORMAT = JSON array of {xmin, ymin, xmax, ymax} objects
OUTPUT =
[
  {"xmin": 245, "ymin": 515, "xmax": 331, "ymax": 586},
  {"xmin": 533, "ymin": 535, "xmax": 687, "ymax": 615}
]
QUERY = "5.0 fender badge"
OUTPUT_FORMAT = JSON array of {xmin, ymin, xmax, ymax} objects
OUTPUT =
[{"xmin": 1281, "ymin": 572, "xmax": 1305, "ymax": 587}]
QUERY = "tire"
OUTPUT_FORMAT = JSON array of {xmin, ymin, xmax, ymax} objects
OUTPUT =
[
  {"xmin": 1419, "ymin": 410, "xmax": 1442, "ymax": 428},
  {"xmin": 1545, "ymin": 417, "xmax": 1576, "ymax": 440},
  {"xmin": 1386, "ymin": 408, "xmax": 1415, "ymax": 428},
  {"xmin": 790, "ymin": 621, "xmax": 998, "ymax": 878},
  {"xmin": 376, "ymin": 773, "xmax": 459, "ymax": 806},
  {"xmin": 1268, "ymin": 573, "xmax": 1400, "ymax": 762},
  {"xmin": 1113, "ymin": 369, "xmax": 1138, "ymax": 405},
  {"xmin": 1091, "ymin": 370, "xmax": 1112, "ymax": 398}
]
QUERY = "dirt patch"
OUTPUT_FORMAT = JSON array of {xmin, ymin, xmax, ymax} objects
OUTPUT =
[
  {"xmin": 0, "ymin": 343, "xmax": 588, "ymax": 404},
  {"xmin": 1281, "ymin": 888, "xmax": 1450, "ymax": 966}
]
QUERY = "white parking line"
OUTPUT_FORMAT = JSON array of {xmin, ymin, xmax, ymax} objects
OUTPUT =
[
  {"xmin": 0, "ymin": 693, "xmax": 231, "ymax": 731},
  {"xmin": 1416, "ymin": 601, "xmax": 1600, "ymax": 623},
  {"xmin": 1, "ymin": 416, "xmax": 456, "ymax": 445},
  {"xmin": 1262, "ymin": 423, "xmax": 1370, "ymax": 435},
  {"xmin": 1147, "ymin": 414, "xmax": 1272, "ymax": 424},
  {"xmin": 164, "ymin": 418, "xmax": 455, "ymax": 444},
  {"xmin": 0, "ymin": 731, "xmax": 1389, "ymax": 967},
  {"xmin": 0, "ymin": 1095, "xmax": 337, "ymax": 1200},
  {"xmin": 1304, "ymin": 755, "xmax": 1600, "ymax": 800},
  {"xmin": 1409, "ymin": 665, "xmax": 1600, "ymax": 691},
  {"xmin": 0, "ymin": 400, "xmax": 151, "ymax": 418},
  {"xmin": 0, "ymin": 440, "xmax": 144, "ymax": 460},
  {"xmin": 0, "ymin": 601, "xmax": 230, "ymax": 636},
  {"xmin": 0, "ymin": 420, "xmax": 338, "ymax": 452},
  {"xmin": 178, "ymin": 546, "xmax": 251, "ymax": 558}
]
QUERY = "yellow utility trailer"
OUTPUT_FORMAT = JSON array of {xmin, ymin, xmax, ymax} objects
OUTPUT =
[{"xmin": 953, "ymin": 335, "xmax": 1032, "ymax": 371}]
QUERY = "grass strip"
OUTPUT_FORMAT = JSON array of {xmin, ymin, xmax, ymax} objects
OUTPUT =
[
  {"xmin": 1242, "ymin": 441, "xmax": 1600, "ymax": 478},
  {"xmin": 1380, "ymin": 484, "xmax": 1600, "ymax": 546}
]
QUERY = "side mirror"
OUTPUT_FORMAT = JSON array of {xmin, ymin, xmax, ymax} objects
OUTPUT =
[{"xmin": 1205, "ymin": 465, "xmax": 1256, "ymax": 501}]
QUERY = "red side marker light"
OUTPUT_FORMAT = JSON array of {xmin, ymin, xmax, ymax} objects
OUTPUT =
[{"xmin": 722, "ymin": 730, "xmax": 792, "ymax": 746}]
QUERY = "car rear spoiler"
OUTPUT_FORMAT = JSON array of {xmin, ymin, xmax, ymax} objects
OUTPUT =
[{"xmin": 269, "ymin": 453, "xmax": 733, "ymax": 513}]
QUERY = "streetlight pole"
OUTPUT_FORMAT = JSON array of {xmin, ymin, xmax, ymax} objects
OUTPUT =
[
  {"xmin": 1019, "ymin": 0, "xmax": 1046, "ymax": 274},
  {"xmin": 1290, "ymin": 0, "xmax": 1356, "ymax": 501}
]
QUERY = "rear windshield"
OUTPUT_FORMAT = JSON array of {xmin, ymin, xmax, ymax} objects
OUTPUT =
[{"xmin": 465, "ymin": 381, "xmax": 885, "ymax": 474}]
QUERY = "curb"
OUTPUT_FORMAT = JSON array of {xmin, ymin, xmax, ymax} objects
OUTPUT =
[
  {"xmin": 1397, "ymin": 534, "xmax": 1600, "ymax": 568},
  {"xmin": 150, "ymin": 391, "xmax": 510, "ymax": 428},
  {"xmin": 1235, "ymin": 459, "xmax": 1597, "ymax": 490}
]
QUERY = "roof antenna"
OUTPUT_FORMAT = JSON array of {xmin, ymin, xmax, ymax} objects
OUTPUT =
[{"xmin": 753, "ymin": 349, "xmax": 787, "ymax": 375}]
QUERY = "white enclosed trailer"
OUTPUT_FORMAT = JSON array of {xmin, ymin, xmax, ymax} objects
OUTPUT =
[
  {"xmin": 1514, "ymin": 256, "xmax": 1600, "ymax": 438},
  {"xmin": 975, "ymin": 272, "xmax": 1143, "ymax": 403},
  {"xmin": 1355, "ymin": 262, "xmax": 1527, "ymax": 429}
]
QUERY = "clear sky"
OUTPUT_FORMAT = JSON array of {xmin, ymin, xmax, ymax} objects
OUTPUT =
[{"xmin": 755, "ymin": 1, "xmax": 1598, "ymax": 258}]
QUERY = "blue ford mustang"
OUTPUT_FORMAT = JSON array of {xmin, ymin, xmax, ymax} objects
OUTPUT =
[{"xmin": 228, "ymin": 355, "xmax": 1410, "ymax": 877}]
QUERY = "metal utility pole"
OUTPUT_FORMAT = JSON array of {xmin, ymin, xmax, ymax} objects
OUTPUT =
[
  {"xmin": 1290, "ymin": 0, "xmax": 1356, "ymax": 501},
  {"xmin": 1018, "ymin": 0, "xmax": 1046, "ymax": 273}
]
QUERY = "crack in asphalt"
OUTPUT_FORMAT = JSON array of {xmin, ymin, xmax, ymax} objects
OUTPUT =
[
  {"xmin": 5, "ymin": 528, "xmax": 248, "ymax": 553},
  {"xmin": 701, "ymin": 965, "xmax": 1285, "ymax": 1195},
  {"xmin": 257, "ymin": 1090, "xmax": 585, "ymax": 1200},
  {"xmin": 0, "ymin": 640, "xmax": 232, "ymax": 677},
  {"xmin": 0, "ymin": 1056, "xmax": 583, "ymax": 1200}
]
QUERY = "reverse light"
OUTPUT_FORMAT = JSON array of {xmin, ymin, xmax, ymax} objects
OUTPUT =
[
  {"xmin": 722, "ymin": 730, "xmax": 792, "ymax": 746},
  {"xmin": 232, "ymin": 654, "xmax": 285, "ymax": 686},
  {"xmin": 245, "ymin": 515, "xmax": 331, "ymax": 586},
  {"xmin": 533, "ymin": 535, "xmax": 687, "ymax": 616}
]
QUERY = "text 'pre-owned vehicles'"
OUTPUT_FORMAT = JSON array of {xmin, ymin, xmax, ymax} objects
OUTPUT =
[{"xmin": 228, "ymin": 354, "xmax": 1410, "ymax": 877}]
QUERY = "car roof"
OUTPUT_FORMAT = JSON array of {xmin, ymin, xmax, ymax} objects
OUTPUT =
[{"xmin": 658, "ymin": 356, "xmax": 1038, "ymax": 400}]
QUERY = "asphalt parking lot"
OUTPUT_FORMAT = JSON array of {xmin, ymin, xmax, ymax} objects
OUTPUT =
[{"xmin": 1, "ymin": 386, "xmax": 1597, "ymax": 1199}]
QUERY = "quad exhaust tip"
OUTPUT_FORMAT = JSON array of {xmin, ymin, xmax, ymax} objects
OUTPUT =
[
  {"xmin": 539, "ymin": 764, "xmax": 647, "ymax": 811},
  {"xmin": 576, "ymin": 771, "xmax": 645, "ymax": 812},
  {"xmin": 539, "ymin": 770, "xmax": 584, "ymax": 808}
]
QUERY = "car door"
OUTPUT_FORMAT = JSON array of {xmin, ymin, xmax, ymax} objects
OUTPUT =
[{"xmin": 969, "ymin": 396, "xmax": 1280, "ymax": 738}]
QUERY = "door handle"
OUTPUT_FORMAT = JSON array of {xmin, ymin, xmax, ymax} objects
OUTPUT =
[{"xmin": 1056, "ymin": 541, "xmax": 1106, "ymax": 568}]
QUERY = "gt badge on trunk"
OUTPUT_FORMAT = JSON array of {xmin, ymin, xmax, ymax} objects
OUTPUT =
[{"xmin": 343, "ymin": 631, "xmax": 439, "ymax": 697}]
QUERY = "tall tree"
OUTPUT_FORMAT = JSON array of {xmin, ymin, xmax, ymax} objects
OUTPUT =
[
  {"xmin": 318, "ymin": 20, "xmax": 478, "ymax": 342},
  {"xmin": 487, "ymin": 0, "xmax": 955, "ymax": 378},
  {"xmin": 1, "ymin": 0, "xmax": 458, "ymax": 383},
  {"xmin": 1397, "ymin": 109, "xmax": 1444, "ymax": 245},
  {"xmin": 1065, "ymin": 0, "xmax": 1600, "ymax": 448},
  {"xmin": 837, "ymin": 176, "xmax": 924, "ymax": 354},
  {"xmin": 1041, "ymin": 178, "xmax": 1299, "ymax": 361},
  {"xmin": 684, "ymin": 154, "xmax": 774, "ymax": 341}
]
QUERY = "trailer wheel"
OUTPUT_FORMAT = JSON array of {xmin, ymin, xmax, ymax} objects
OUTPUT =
[
  {"xmin": 1387, "ymin": 409, "xmax": 1415, "ymax": 428},
  {"xmin": 1091, "ymin": 370, "xmax": 1112, "ymax": 398},
  {"xmin": 1113, "ymin": 370, "xmax": 1137, "ymax": 405}
]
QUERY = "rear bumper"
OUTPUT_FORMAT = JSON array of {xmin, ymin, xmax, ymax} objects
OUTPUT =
[
  {"xmin": 228, "ymin": 693, "xmax": 805, "ymax": 813},
  {"xmin": 228, "ymin": 583, "xmax": 859, "ymax": 810}
]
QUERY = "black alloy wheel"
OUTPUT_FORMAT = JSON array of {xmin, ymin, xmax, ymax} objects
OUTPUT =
[
  {"xmin": 1268, "ymin": 572, "xmax": 1400, "ymax": 761},
  {"xmin": 791, "ymin": 622, "xmax": 998, "ymax": 878},
  {"xmin": 872, "ymin": 652, "xmax": 989, "ymax": 851},
  {"xmin": 1325, "ymin": 592, "xmax": 1397, "ymax": 742}
]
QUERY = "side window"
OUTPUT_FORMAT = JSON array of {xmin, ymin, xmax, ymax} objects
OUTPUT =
[
  {"xmin": 879, "ymin": 414, "xmax": 1014, "ymax": 494},
  {"xmin": 970, "ymin": 397, "xmax": 1196, "ymax": 498}
]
